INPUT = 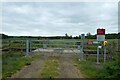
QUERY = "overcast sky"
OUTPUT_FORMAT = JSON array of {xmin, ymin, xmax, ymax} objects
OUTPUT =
[{"xmin": 2, "ymin": 2, "xmax": 118, "ymax": 36}]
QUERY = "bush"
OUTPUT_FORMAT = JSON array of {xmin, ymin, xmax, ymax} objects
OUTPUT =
[{"xmin": 97, "ymin": 59, "xmax": 120, "ymax": 78}]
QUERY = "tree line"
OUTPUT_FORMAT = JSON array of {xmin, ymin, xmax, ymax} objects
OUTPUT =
[{"xmin": 1, "ymin": 33, "xmax": 120, "ymax": 39}]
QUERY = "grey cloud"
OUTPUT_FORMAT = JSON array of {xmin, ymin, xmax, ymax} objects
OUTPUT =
[{"xmin": 2, "ymin": 2, "xmax": 118, "ymax": 36}]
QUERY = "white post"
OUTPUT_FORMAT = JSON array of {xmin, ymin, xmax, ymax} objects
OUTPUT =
[
  {"xmin": 97, "ymin": 46, "xmax": 100, "ymax": 64},
  {"xmin": 104, "ymin": 46, "xmax": 106, "ymax": 63}
]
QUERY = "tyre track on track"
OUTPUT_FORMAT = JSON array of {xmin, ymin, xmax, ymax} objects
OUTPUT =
[
  {"xmin": 59, "ymin": 54, "xmax": 84, "ymax": 78},
  {"xmin": 11, "ymin": 53, "xmax": 84, "ymax": 78}
]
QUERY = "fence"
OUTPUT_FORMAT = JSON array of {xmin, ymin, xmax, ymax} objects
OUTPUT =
[{"xmin": 2, "ymin": 39, "xmax": 84, "ymax": 53}]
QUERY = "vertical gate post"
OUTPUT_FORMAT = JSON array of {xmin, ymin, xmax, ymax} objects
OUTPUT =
[
  {"xmin": 26, "ymin": 39, "xmax": 29, "ymax": 57},
  {"xmin": 80, "ymin": 46, "xmax": 84, "ymax": 61},
  {"xmin": 81, "ymin": 34, "xmax": 85, "ymax": 61}
]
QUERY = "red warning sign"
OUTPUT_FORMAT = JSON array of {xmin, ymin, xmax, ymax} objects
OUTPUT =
[{"xmin": 97, "ymin": 28, "xmax": 105, "ymax": 35}]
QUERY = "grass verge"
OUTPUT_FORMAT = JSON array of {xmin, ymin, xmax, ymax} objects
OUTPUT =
[
  {"xmin": 40, "ymin": 56, "xmax": 60, "ymax": 78},
  {"xmin": 74, "ymin": 58, "xmax": 102, "ymax": 78},
  {"xmin": 73, "ymin": 52, "xmax": 120, "ymax": 78},
  {"xmin": 2, "ymin": 51, "xmax": 41, "ymax": 79}
]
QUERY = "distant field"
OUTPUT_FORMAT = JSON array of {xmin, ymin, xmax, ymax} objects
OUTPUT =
[{"xmin": 2, "ymin": 39, "xmax": 119, "ymax": 51}]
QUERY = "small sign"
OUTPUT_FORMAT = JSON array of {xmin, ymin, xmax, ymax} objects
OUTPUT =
[
  {"xmin": 103, "ymin": 41, "xmax": 108, "ymax": 46},
  {"xmin": 93, "ymin": 42, "xmax": 100, "ymax": 44},
  {"xmin": 97, "ymin": 35, "xmax": 105, "ymax": 41},
  {"xmin": 87, "ymin": 41, "xmax": 93, "ymax": 45}
]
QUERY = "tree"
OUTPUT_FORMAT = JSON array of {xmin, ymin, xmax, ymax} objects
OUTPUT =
[
  {"xmin": 74, "ymin": 36, "xmax": 79, "ymax": 39},
  {"xmin": 86, "ymin": 32, "xmax": 92, "ymax": 39},
  {"xmin": 69, "ymin": 35, "xmax": 72, "ymax": 39},
  {"xmin": 65, "ymin": 33, "xmax": 69, "ymax": 39},
  {"xmin": 1, "ymin": 34, "xmax": 8, "ymax": 39}
]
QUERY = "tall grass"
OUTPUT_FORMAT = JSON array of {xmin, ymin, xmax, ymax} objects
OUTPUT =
[{"xmin": 2, "ymin": 51, "xmax": 41, "ymax": 79}]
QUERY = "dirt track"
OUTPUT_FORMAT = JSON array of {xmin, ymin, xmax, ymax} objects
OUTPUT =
[{"xmin": 11, "ymin": 52, "xmax": 84, "ymax": 78}]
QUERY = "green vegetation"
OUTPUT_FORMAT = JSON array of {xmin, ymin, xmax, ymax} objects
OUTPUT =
[
  {"xmin": 2, "ymin": 51, "xmax": 41, "ymax": 79},
  {"xmin": 74, "ymin": 52, "xmax": 120, "ymax": 78},
  {"xmin": 74, "ymin": 55, "xmax": 101, "ymax": 78},
  {"xmin": 40, "ymin": 56, "xmax": 60, "ymax": 78},
  {"xmin": 97, "ymin": 58, "xmax": 120, "ymax": 78}
]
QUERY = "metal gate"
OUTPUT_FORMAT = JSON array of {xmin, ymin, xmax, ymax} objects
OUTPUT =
[{"xmin": 30, "ymin": 39, "xmax": 84, "ymax": 54}]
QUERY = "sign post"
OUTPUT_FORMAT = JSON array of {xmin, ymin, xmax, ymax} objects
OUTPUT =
[
  {"xmin": 97, "ymin": 28, "xmax": 105, "ymax": 64},
  {"xmin": 97, "ymin": 46, "xmax": 100, "ymax": 64},
  {"xmin": 103, "ymin": 41, "xmax": 107, "ymax": 63},
  {"xmin": 104, "ymin": 46, "xmax": 106, "ymax": 63}
]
